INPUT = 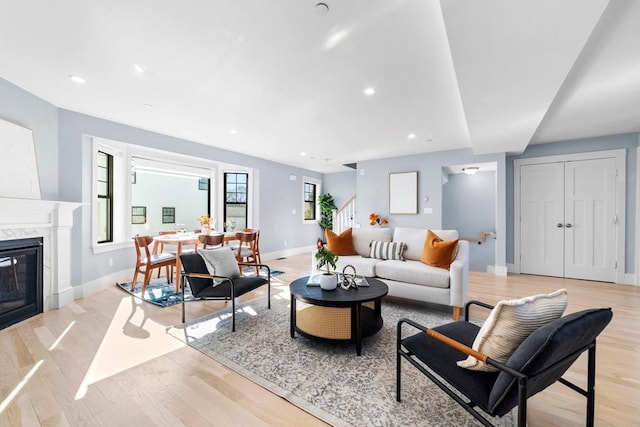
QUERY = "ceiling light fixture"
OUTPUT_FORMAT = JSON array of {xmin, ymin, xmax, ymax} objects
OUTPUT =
[
  {"xmin": 133, "ymin": 64, "xmax": 144, "ymax": 73},
  {"xmin": 364, "ymin": 87, "xmax": 375, "ymax": 96},
  {"xmin": 300, "ymin": 152, "xmax": 307, "ymax": 157},
  {"xmin": 69, "ymin": 74, "xmax": 86, "ymax": 84},
  {"xmin": 408, "ymin": 133, "xmax": 416, "ymax": 139},
  {"xmin": 143, "ymin": 103, "xmax": 153, "ymax": 109},
  {"xmin": 230, "ymin": 129, "xmax": 237, "ymax": 135},
  {"xmin": 462, "ymin": 167, "xmax": 480, "ymax": 175}
]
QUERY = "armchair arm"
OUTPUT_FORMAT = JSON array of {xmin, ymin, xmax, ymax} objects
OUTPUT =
[
  {"xmin": 464, "ymin": 300, "xmax": 495, "ymax": 322},
  {"xmin": 397, "ymin": 317, "xmax": 523, "ymax": 378},
  {"xmin": 238, "ymin": 262, "xmax": 271, "ymax": 277}
]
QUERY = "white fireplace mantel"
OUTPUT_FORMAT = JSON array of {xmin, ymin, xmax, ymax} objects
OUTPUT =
[{"xmin": 0, "ymin": 197, "xmax": 81, "ymax": 311}]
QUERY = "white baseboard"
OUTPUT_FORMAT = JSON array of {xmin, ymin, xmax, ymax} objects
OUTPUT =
[
  {"xmin": 262, "ymin": 245, "xmax": 316, "ymax": 262},
  {"xmin": 621, "ymin": 273, "xmax": 637, "ymax": 286},
  {"xmin": 506, "ymin": 263, "xmax": 517, "ymax": 273},
  {"xmin": 487, "ymin": 265, "xmax": 508, "ymax": 276},
  {"xmin": 74, "ymin": 268, "xmax": 131, "ymax": 301}
]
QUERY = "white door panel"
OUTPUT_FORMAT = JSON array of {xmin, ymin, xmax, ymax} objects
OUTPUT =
[
  {"xmin": 564, "ymin": 158, "xmax": 616, "ymax": 281},
  {"xmin": 520, "ymin": 163, "xmax": 564, "ymax": 276}
]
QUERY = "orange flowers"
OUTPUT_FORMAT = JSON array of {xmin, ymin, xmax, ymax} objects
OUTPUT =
[
  {"xmin": 369, "ymin": 213, "xmax": 388, "ymax": 226},
  {"xmin": 197, "ymin": 215, "xmax": 212, "ymax": 226}
]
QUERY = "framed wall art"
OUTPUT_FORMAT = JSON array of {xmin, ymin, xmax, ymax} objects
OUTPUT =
[{"xmin": 389, "ymin": 171, "xmax": 417, "ymax": 214}]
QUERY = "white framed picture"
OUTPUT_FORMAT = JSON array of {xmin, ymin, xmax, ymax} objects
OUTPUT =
[{"xmin": 389, "ymin": 171, "xmax": 417, "ymax": 214}]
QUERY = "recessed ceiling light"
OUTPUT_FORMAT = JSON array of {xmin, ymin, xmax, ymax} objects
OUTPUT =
[
  {"xmin": 143, "ymin": 103, "xmax": 153, "ymax": 109},
  {"xmin": 300, "ymin": 152, "xmax": 307, "ymax": 157},
  {"xmin": 133, "ymin": 64, "xmax": 144, "ymax": 73},
  {"xmin": 408, "ymin": 133, "xmax": 416, "ymax": 139},
  {"xmin": 363, "ymin": 87, "xmax": 375, "ymax": 96},
  {"xmin": 230, "ymin": 129, "xmax": 237, "ymax": 135},
  {"xmin": 69, "ymin": 75, "xmax": 86, "ymax": 84}
]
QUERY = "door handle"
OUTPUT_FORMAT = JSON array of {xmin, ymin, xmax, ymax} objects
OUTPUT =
[
  {"xmin": 557, "ymin": 223, "xmax": 564, "ymax": 228},
  {"xmin": 565, "ymin": 223, "xmax": 572, "ymax": 228}
]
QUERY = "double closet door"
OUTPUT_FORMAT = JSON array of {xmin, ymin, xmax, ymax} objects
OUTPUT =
[{"xmin": 520, "ymin": 157, "xmax": 617, "ymax": 282}]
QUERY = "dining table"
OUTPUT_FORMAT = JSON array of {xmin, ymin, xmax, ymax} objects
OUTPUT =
[{"xmin": 153, "ymin": 231, "xmax": 239, "ymax": 292}]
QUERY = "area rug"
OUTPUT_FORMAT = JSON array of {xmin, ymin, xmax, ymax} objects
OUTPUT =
[
  {"xmin": 168, "ymin": 292, "xmax": 513, "ymax": 426},
  {"xmin": 118, "ymin": 270, "xmax": 284, "ymax": 307}
]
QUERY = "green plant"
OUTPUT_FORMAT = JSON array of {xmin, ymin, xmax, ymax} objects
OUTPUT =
[
  {"xmin": 315, "ymin": 246, "xmax": 338, "ymax": 273},
  {"xmin": 318, "ymin": 193, "xmax": 337, "ymax": 231}
]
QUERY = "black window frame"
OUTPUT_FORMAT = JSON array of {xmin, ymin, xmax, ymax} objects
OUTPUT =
[
  {"xmin": 97, "ymin": 151, "xmax": 114, "ymax": 243},
  {"xmin": 304, "ymin": 181, "xmax": 317, "ymax": 221},
  {"xmin": 132, "ymin": 206, "xmax": 147, "ymax": 224},
  {"xmin": 162, "ymin": 207, "xmax": 175, "ymax": 224},
  {"xmin": 224, "ymin": 172, "xmax": 248, "ymax": 231}
]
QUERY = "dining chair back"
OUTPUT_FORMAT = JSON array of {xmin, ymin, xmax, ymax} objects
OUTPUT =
[
  {"xmin": 243, "ymin": 228, "xmax": 262, "ymax": 265},
  {"xmin": 198, "ymin": 233, "xmax": 225, "ymax": 249},
  {"xmin": 131, "ymin": 235, "xmax": 176, "ymax": 297},
  {"xmin": 233, "ymin": 230, "xmax": 260, "ymax": 275}
]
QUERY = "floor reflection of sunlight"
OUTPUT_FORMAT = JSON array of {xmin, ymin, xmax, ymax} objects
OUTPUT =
[
  {"xmin": 0, "ymin": 360, "xmax": 43, "ymax": 413},
  {"xmin": 74, "ymin": 296, "xmax": 184, "ymax": 400},
  {"xmin": 49, "ymin": 320, "xmax": 75, "ymax": 351}
]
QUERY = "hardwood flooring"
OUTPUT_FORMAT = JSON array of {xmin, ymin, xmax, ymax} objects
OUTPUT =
[{"xmin": 0, "ymin": 253, "xmax": 638, "ymax": 426}]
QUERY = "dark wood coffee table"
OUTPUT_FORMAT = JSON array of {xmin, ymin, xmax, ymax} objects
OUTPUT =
[{"xmin": 289, "ymin": 276, "xmax": 388, "ymax": 355}]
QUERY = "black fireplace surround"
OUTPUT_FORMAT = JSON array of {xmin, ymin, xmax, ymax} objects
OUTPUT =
[{"xmin": 0, "ymin": 237, "xmax": 43, "ymax": 330}]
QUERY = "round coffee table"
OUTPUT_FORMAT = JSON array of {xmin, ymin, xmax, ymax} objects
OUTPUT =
[{"xmin": 289, "ymin": 276, "xmax": 388, "ymax": 355}]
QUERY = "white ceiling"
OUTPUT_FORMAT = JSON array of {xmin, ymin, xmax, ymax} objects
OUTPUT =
[{"xmin": 0, "ymin": 0, "xmax": 638, "ymax": 173}]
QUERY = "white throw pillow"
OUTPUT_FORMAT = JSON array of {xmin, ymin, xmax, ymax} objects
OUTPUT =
[
  {"xmin": 369, "ymin": 240, "xmax": 406, "ymax": 260},
  {"xmin": 198, "ymin": 246, "xmax": 241, "ymax": 285},
  {"xmin": 457, "ymin": 289, "xmax": 568, "ymax": 372}
]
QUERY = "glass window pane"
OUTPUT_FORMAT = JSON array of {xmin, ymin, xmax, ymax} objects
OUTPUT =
[
  {"xmin": 237, "ymin": 174, "xmax": 247, "ymax": 184},
  {"xmin": 97, "ymin": 182, "xmax": 108, "ymax": 196}
]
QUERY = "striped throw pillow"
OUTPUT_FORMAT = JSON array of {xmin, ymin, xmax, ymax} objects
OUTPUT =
[
  {"xmin": 457, "ymin": 289, "xmax": 568, "ymax": 372},
  {"xmin": 369, "ymin": 240, "xmax": 406, "ymax": 261}
]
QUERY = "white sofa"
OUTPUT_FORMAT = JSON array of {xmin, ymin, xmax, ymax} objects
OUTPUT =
[{"xmin": 318, "ymin": 227, "xmax": 469, "ymax": 320}]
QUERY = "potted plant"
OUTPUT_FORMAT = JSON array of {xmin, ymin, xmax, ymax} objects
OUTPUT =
[
  {"xmin": 315, "ymin": 246, "xmax": 339, "ymax": 290},
  {"xmin": 318, "ymin": 193, "xmax": 337, "ymax": 232}
]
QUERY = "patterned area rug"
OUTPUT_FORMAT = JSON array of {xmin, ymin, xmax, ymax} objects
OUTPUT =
[
  {"xmin": 118, "ymin": 269, "xmax": 284, "ymax": 307},
  {"xmin": 168, "ymin": 291, "xmax": 513, "ymax": 426}
]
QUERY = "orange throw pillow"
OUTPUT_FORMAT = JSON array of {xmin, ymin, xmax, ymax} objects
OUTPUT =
[
  {"xmin": 325, "ymin": 228, "xmax": 358, "ymax": 256},
  {"xmin": 421, "ymin": 230, "xmax": 459, "ymax": 269}
]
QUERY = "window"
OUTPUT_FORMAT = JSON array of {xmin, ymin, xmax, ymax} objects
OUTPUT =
[
  {"xmin": 97, "ymin": 151, "xmax": 113, "ymax": 243},
  {"xmin": 162, "ymin": 207, "xmax": 175, "ymax": 224},
  {"xmin": 304, "ymin": 182, "xmax": 317, "ymax": 220},
  {"xmin": 132, "ymin": 206, "xmax": 147, "ymax": 224},
  {"xmin": 224, "ymin": 172, "xmax": 248, "ymax": 231},
  {"xmin": 302, "ymin": 176, "xmax": 321, "ymax": 224},
  {"xmin": 198, "ymin": 178, "xmax": 209, "ymax": 190}
]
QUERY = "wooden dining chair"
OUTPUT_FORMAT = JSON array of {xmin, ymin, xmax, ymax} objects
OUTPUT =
[
  {"xmin": 156, "ymin": 230, "xmax": 177, "ymax": 278},
  {"xmin": 198, "ymin": 233, "xmax": 225, "ymax": 249},
  {"xmin": 233, "ymin": 231, "xmax": 260, "ymax": 275},
  {"xmin": 131, "ymin": 235, "xmax": 176, "ymax": 297}
]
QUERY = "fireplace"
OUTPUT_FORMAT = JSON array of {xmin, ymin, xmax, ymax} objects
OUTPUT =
[{"xmin": 0, "ymin": 237, "xmax": 43, "ymax": 329}]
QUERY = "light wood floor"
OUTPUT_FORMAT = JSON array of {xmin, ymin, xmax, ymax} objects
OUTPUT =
[{"xmin": 1, "ymin": 253, "xmax": 638, "ymax": 426}]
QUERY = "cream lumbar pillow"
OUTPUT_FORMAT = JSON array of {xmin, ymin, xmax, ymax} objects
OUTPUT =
[
  {"xmin": 199, "ymin": 246, "xmax": 241, "ymax": 286},
  {"xmin": 457, "ymin": 289, "xmax": 568, "ymax": 372}
]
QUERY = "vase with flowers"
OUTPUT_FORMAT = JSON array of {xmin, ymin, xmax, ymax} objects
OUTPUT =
[
  {"xmin": 369, "ymin": 213, "xmax": 388, "ymax": 227},
  {"xmin": 198, "ymin": 214, "xmax": 213, "ymax": 234}
]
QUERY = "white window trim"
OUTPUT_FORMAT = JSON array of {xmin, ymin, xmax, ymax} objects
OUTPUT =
[
  {"xmin": 302, "ymin": 176, "xmax": 321, "ymax": 225},
  {"xmin": 218, "ymin": 166, "xmax": 254, "ymax": 231},
  {"xmin": 91, "ymin": 137, "xmax": 220, "ymax": 254}
]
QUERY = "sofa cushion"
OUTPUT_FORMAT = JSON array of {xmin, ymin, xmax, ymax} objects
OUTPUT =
[
  {"xmin": 421, "ymin": 230, "xmax": 459, "ymax": 270},
  {"xmin": 457, "ymin": 289, "xmax": 568, "ymax": 372},
  {"xmin": 334, "ymin": 255, "xmax": 382, "ymax": 277},
  {"xmin": 369, "ymin": 240, "xmax": 406, "ymax": 260},
  {"xmin": 325, "ymin": 228, "xmax": 358, "ymax": 256},
  {"xmin": 375, "ymin": 259, "xmax": 450, "ymax": 289},
  {"xmin": 393, "ymin": 228, "xmax": 459, "ymax": 261},
  {"xmin": 352, "ymin": 227, "xmax": 393, "ymax": 256}
]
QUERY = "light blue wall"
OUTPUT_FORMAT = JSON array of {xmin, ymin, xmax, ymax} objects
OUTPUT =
[
  {"xmin": 324, "ymin": 170, "xmax": 357, "ymax": 209},
  {"xmin": 58, "ymin": 109, "xmax": 323, "ymax": 285},
  {"xmin": 1, "ymin": 78, "xmax": 323, "ymax": 286},
  {"xmin": 443, "ymin": 171, "xmax": 496, "ymax": 271},
  {"xmin": 506, "ymin": 133, "xmax": 639, "ymax": 273},
  {"xmin": 0, "ymin": 79, "xmax": 59, "ymax": 200},
  {"xmin": 355, "ymin": 149, "xmax": 507, "ymax": 269}
]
